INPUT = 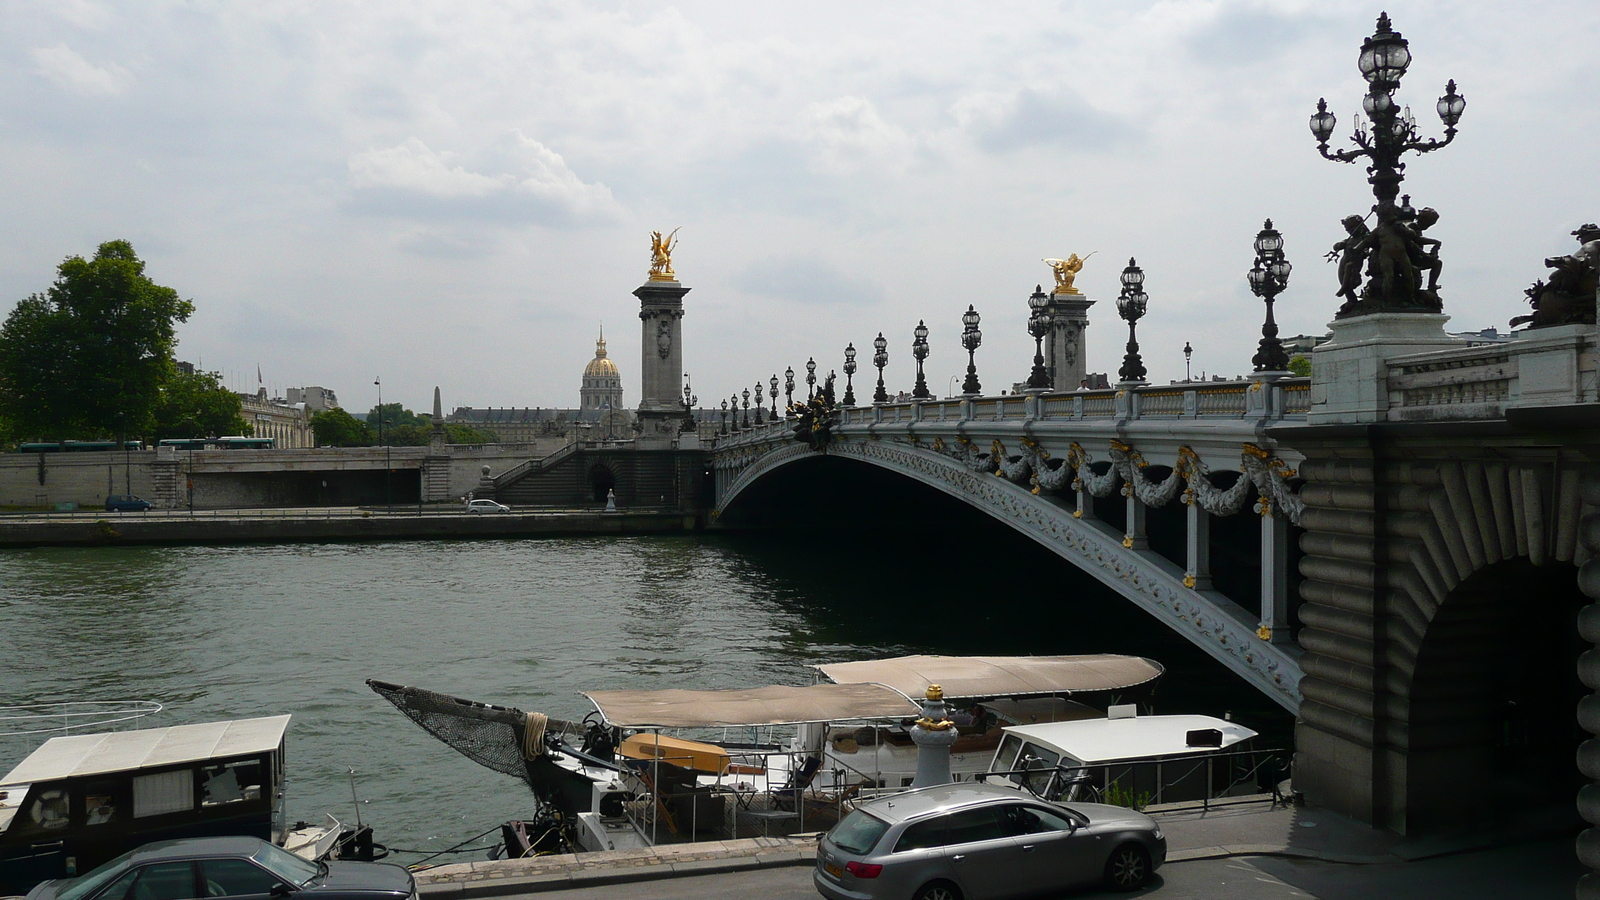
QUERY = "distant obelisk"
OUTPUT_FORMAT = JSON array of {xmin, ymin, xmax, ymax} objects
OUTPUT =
[{"xmin": 634, "ymin": 229, "xmax": 689, "ymax": 449}]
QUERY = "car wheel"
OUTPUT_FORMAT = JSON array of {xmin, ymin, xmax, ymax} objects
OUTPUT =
[
  {"xmin": 912, "ymin": 880, "xmax": 962, "ymax": 900},
  {"xmin": 1104, "ymin": 843, "xmax": 1151, "ymax": 892}
]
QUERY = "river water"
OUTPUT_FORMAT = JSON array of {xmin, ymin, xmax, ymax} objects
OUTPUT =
[{"xmin": 1, "ymin": 530, "xmax": 1290, "ymax": 863}]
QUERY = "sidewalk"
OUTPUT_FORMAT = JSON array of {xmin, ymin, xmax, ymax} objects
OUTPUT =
[{"xmin": 413, "ymin": 794, "xmax": 1576, "ymax": 898}]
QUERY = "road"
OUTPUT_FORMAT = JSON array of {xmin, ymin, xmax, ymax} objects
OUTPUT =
[{"xmin": 512, "ymin": 838, "xmax": 1576, "ymax": 900}]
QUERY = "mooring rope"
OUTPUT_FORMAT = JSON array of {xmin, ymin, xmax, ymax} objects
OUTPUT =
[{"xmin": 522, "ymin": 711, "xmax": 547, "ymax": 759}]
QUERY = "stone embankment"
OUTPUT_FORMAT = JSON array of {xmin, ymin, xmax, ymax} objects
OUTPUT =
[{"xmin": 0, "ymin": 508, "xmax": 701, "ymax": 547}]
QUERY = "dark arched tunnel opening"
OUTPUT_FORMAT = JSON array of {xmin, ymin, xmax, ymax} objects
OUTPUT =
[{"xmin": 716, "ymin": 453, "xmax": 1296, "ymax": 745}]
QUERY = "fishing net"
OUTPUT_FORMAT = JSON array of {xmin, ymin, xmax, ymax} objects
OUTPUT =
[{"xmin": 367, "ymin": 680, "xmax": 538, "ymax": 785}]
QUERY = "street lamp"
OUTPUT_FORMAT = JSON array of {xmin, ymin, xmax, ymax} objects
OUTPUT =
[
  {"xmin": 1310, "ymin": 13, "xmax": 1463, "ymax": 315},
  {"xmin": 741, "ymin": 388, "xmax": 751, "ymax": 428},
  {"xmin": 730, "ymin": 394, "xmax": 741, "ymax": 433},
  {"xmin": 719, "ymin": 398, "xmax": 728, "ymax": 435},
  {"xmin": 682, "ymin": 377, "xmax": 698, "ymax": 433},
  {"xmin": 374, "ymin": 377, "xmax": 392, "ymax": 508},
  {"xmin": 806, "ymin": 357, "xmax": 817, "ymax": 400},
  {"xmin": 842, "ymin": 344, "xmax": 858, "ymax": 406},
  {"xmin": 784, "ymin": 366, "xmax": 796, "ymax": 416},
  {"xmin": 1026, "ymin": 285, "xmax": 1051, "ymax": 391},
  {"xmin": 769, "ymin": 375, "xmax": 779, "ymax": 420},
  {"xmin": 960, "ymin": 305, "xmax": 983, "ymax": 395},
  {"xmin": 1248, "ymin": 219, "xmax": 1293, "ymax": 371},
  {"xmin": 911, "ymin": 321, "xmax": 931, "ymax": 400},
  {"xmin": 753, "ymin": 380, "xmax": 765, "ymax": 424},
  {"xmin": 1116, "ymin": 259, "xmax": 1149, "ymax": 383},
  {"xmin": 872, "ymin": 332, "xmax": 889, "ymax": 403},
  {"xmin": 1183, "ymin": 341, "xmax": 1193, "ymax": 382}
]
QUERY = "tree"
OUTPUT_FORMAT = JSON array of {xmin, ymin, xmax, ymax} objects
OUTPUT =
[
  {"xmin": 153, "ymin": 369, "xmax": 249, "ymax": 440},
  {"xmin": 445, "ymin": 423, "xmax": 499, "ymax": 444},
  {"xmin": 0, "ymin": 241, "xmax": 193, "ymax": 441},
  {"xmin": 366, "ymin": 403, "xmax": 426, "ymax": 436},
  {"xmin": 310, "ymin": 408, "xmax": 371, "ymax": 446},
  {"xmin": 1288, "ymin": 355, "xmax": 1312, "ymax": 377}
]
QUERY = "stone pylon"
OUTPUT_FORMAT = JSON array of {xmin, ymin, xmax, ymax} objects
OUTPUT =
[{"xmin": 634, "ymin": 276, "xmax": 689, "ymax": 449}]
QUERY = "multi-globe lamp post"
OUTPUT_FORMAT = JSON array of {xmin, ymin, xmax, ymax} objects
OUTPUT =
[
  {"xmin": 960, "ymin": 305, "xmax": 982, "ymax": 396},
  {"xmin": 784, "ymin": 366, "xmax": 795, "ymax": 416},
  {"xmin": 872, "ymin": 332, "xmax": 889, "ymax": 403},
  {"xmin": 806, "ymin": 357, "xmax": 817, "ymax": 400},
  {"xmin": 1116, "ymin": 259, "xmax": 1149, "ymax": 383},
  {"xmin": 842, "ymin": 344, "xmax": 857, "ymax": 407},
  {"xmin": 741, "ymin": 388, "xmax": 751, "ymax": 429},
  {"xmin": 719, "ymin": 398, "xmax": 728, "ymax": 435},
  {"xmin": 1247, "ymin": 220, "xmax": 1293, "ymax": 372},
  {"xmin": 1025, "ymin": 285, "xmax": 1051, "ymax": 391},
  {"xmin": 911, "ymin": 320, "xmax": 931, "ymax": 400},
  {"xmin": 769, "ymin": 375, "xmax": 779, "ymax": 421},
  {"xmin": 752, "ymin": 380, "xmax": 765, "ymax": 424}
]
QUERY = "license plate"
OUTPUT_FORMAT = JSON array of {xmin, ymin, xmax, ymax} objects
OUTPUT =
[{"xmin": 824, "ymin": 861, "xmax": 843, "ymax": 878}]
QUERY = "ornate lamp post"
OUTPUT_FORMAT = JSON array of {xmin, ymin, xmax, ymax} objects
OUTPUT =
[
  {"xmin": 911, "ymin": 321, "xmax": 931, "ymax": 400},
  {"xmin": 842, "ymin": 344, "xmax": 858, "ymax": 406},
  {"xmin": 1248, "ymin": 219, "xmax": 1293, "ymax": 371},
  {"xmin": 682, "ymin": 378, "xmax": 698, "ymax": 433},
  {"xmin": 741, "ymin": 388, "xmax": 751, "ymax": 428},
  {"xmin": 872, "ymin": 332, "xmax": 889, "ymax": 403},
  {"xmin": 768, "ymin": 375, "xmax": 779, "ymax": 420},
  {"xmin": 719, "ymin": 398, "xmax": 728, "ymax": 435},
  {"xmin": 1025, "ymin": 285, "xmax": 1051, "ymax": 390},
  {"xmin": 729, "ymin": 394, "xmax": 739, "ymax": 432},
  {"xmin": 752, "ymin": 380, "xmax": 765, "ymax": 424},
  {"xmin": 784, "ymin": 366, "xmax": 796, "ymax": 416},
  {"xmin": 1310, "ymin": 13, "xmax": 1464, "ymax": 315},
  {"xmin": 1183, "ymin": 341, "xmax": 1193, "ymax": 382},
  {"xmin": 960, "ymin": 305, "xmax": 982, "ymax": 395},
  {"xmin": 1116, "ymin": 259, "xmax": 1149, "ymax": 383},
  {"xmin": 806, "ymin": 357, "xmax": 817, "ymax": 400}
]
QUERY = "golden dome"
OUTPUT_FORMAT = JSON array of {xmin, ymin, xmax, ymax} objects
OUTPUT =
[{"xmin": 584, "ymin": 336, "xmax": 619, "ymax": 377}]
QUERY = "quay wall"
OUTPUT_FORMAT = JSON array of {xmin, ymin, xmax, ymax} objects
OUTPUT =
[
  {"xmin": 0, "ymin": 443, "xmax": 562, "ymax": 510},
  {"xmin": 0, "ymin": 510, "xmax": 702, "ymax": 547}
]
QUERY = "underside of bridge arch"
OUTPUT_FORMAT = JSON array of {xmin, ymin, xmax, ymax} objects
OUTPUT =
[
  {"xmin": 1404, "ymin": 558, "xmax": 1585, "ymax": 833},
  {"xmin": 714, "ymin": 452, "xmax": 1297, "ymax": 733}
]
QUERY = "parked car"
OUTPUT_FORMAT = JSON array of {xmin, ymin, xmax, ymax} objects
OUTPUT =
[
  {"xmin": 24, "ymin": 836, "xmax": 415, "ymax": 900},
  {"xmin": 104, "ymin": 495, "xmax": 151, "ymax": 512},
  {"xmin": 814, "ymin": 781, "xmax": 1165, "ymax": 900},
  {"xmin": 466, "ymin": 499, "xmax": 510, "ymax": 514}
]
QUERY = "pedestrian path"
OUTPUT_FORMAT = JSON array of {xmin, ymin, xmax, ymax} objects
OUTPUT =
[{"xmin": 414, "ymin": 794, "xmax": 1575, "ymax": 898}]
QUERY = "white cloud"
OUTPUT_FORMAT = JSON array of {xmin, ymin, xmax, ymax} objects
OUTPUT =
[
  {"xmin": 31, "ymin": 43, "xmax": 128, "ymax": 96},
  {"xmin": 346, "ymin": 132, "xmax": 622, "ymax": 224},
  {"xmin": 802, "ymin": 97, "xmax": 918, "ymax": 176}
]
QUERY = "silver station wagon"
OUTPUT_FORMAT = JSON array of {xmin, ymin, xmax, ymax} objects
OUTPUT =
[{"xmin": 814, "ymin": 782, "xmax": 1165, "ymax": 900}]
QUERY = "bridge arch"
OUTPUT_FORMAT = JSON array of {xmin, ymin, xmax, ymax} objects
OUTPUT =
[{"xmin": 716, "ymin": 440, "xmax": 1302, "ymax": 711}]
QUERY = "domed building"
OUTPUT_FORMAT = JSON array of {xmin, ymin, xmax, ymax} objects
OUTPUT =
[{"xmin": 580, "ymin": 331, "xmax": 624, "ymax": 412}]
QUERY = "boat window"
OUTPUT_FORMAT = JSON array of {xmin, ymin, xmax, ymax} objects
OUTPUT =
[
  {"xmin": 940, "ymin": 807, "xmax": 1009, "ymax": 846},
  {"xmin": 1016, "ymin": 743, "xmax": 1061, "ymax": 795},
  {"xmin": 128, "ymin": 862, "xmax": 199, "ymax": 900},
  {"xmin": 993, "ymin": 735, "xmax": 1023, "ymax": 779},
  {"xmin": 85, "ymin": 780, "xmax": 122, "ymax": 826},
  {"xmin": 201, "ymin": 761, "xmax": 263, "ymax": 806},
  {"xmin": 202, "ymin": 859, "xmax": 280, "ymax": 897},
  {"xmin": 133, "ymin": 770, "xmax": 194, "ymax": 819},
  {"xmin": 15, "ymin": 787, "xmax": 70, "ymax": 834}
]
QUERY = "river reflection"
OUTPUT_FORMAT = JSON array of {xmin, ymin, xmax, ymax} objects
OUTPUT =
[{"xmin": 1, "ymin": 531, "xmax": 1289, "ymax": 861}]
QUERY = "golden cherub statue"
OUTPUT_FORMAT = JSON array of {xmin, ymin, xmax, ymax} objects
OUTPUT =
[
  {"xmin": 648, "ymin": 228, "xmax": 681, "ymax": 281},
  {"xmin": 1043, "ymin": 252, "xmax": 1095, "ymax": 295}
]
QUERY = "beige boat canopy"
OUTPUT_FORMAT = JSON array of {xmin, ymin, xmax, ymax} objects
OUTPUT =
[
  {"xmin": 1, "ymin": 715, "xmax": 290, "ymax": 786},
  {"xmin": 582, "ymin": 682, "xmax": 921, "ymax": 729},
  {"xmin": 811, "ymin": 655, "xmax": 1164, "ymax": 701}
]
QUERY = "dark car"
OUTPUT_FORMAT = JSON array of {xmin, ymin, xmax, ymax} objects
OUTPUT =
[
  {"xmin": 25, "ymin": 837, "xmax": 415, "ymax": 900},
  {"xmin": 814, "ymin": 782, "xmax": 1165, "ymax": 900},
  {"xmin": 104, "ymin": 495, "xmax": 151, "ymax": 512}
]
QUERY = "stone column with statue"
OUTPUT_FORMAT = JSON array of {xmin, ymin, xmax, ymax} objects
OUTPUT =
[
  {"xmin": 909, "ymin": 684, "xmax": 958, "ymax": 788},
  {"xmin": 1043, "ymin": 254, "xmax": 1096, "ymax": 390},
  {"xmin": 634, "ymin": 229, "xmax": 690, "ymax": 449}
]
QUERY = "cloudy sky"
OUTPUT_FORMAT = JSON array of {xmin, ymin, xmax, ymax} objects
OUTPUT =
[{"xmin": 3, "ymin": 1, "xmax": 1597, "ymax": 414}]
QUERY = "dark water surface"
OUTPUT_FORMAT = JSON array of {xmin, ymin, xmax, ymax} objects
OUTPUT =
[{"xmin": 1, "ymin": 530, "xmax": 1290, "ymax": 862}]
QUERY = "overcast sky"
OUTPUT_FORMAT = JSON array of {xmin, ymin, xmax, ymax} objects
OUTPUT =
[{"xmin": 3, "ymin": 1, "xmax": 1597, "ymax": 414}]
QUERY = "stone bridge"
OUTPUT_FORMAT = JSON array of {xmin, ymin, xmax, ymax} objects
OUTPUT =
[{"xmin": 709, "ymin": 317, "xmax": 1600, "ymax": 841}]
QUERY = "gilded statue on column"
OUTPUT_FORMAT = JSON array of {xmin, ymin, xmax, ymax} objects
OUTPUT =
[
  {"xmin": 1043, "ymin": 252, "xmax": 1094, "ymax": 295},
  {"xmin": 649, "ymin": 228, "xmax": 681, "ymax": 281}
]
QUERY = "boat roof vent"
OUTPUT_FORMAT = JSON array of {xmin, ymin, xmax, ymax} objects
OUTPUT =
[{"xmin": 1107, "ymin": 704, "xmax": 1138, "ymax": 720}]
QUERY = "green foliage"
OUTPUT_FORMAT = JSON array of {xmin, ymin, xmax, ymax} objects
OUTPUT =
[
  {"xmin": 0, "ymin": 241, "xmax": 193, "ymax": 441},
  {"xmin": 1288, "ymin": 355, "xmax": 1312, "ymax": 377},
  {"xmin": 154, "ymin": 369, "xmax": 249, "ymax": 439},
  {"xmin": 384, "ymin": 423, "xmax": 431, "ymax": 446},
  {"xmin": 1101, "ymin": 781, "xmax": 1152, "ymax": 811},
  {"xmin": 445, "ymin": 423, "xmax": 499, "ymax": 444},
  {"xmin": 310, "ymin": 408, "xmax": 371, "ymax": 446},
  {"xmin": 366, "ymin": 403, "xmax": 426, "ymax": 436}
]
